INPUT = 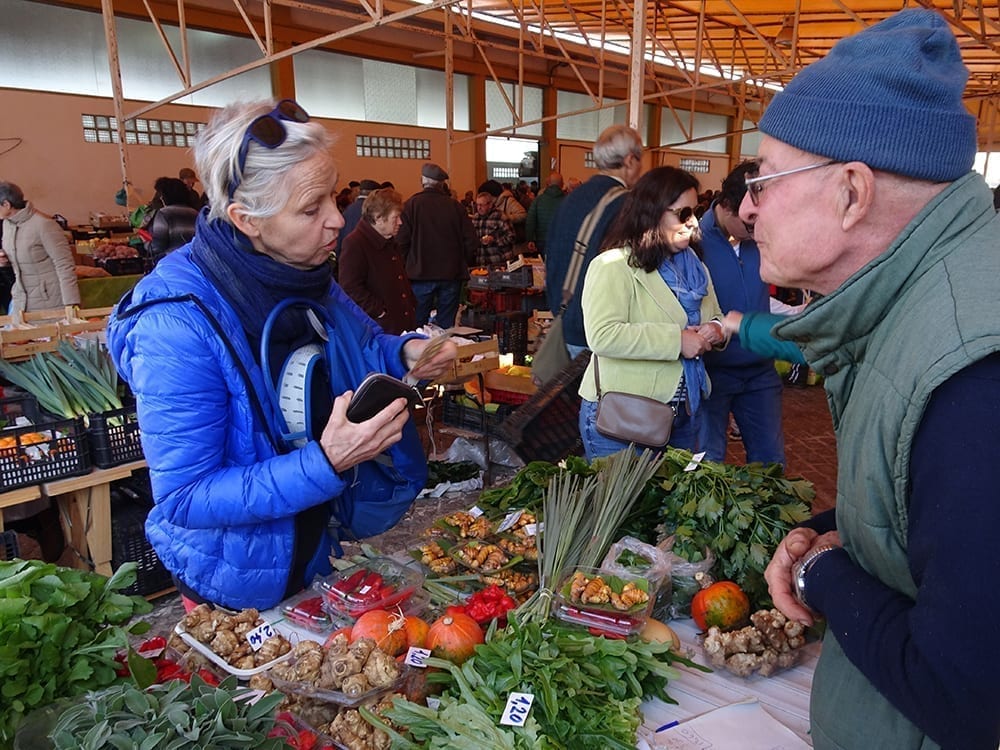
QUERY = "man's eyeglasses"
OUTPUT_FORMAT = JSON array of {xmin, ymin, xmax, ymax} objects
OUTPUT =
[
  {"xmin": 667, "ymin": 205, "xmax": 696, "ymax": 223},
  {"xmin": 227, "ymin": 99, "xmax": 311, "ymax": 201},
  {"xmin": 744, "ymin": 160, "xmax": 839, "ymax": 206}
]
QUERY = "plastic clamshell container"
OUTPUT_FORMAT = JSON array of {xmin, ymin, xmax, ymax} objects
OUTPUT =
[
  {"xmin": 271, "ymin": 712, "xmax": 347, "ymax": 750},
  {"xmin": 267, "ymin": 666, "xmax": 404, "ymax": 708},
  {"xmin": 280, "ymin": 585, "xmax": 339, "ymax": 634},
  {"xmin": 553, "ymin": 566, "xmax": 654, "ymax": 637},
  {"xmin": 173, "ymin": 623, "xmax": 292, "ymax": 679},
  {"xmin": 317, "ymin": 557, "xmax": 424, "ymax": 618}
]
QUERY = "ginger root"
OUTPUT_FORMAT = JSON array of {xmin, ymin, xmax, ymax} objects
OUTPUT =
[{"xmin": 702, "ymin": 608, "xmax": 807, "ymax": 678}]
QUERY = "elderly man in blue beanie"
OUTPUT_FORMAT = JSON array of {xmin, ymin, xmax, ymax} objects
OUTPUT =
[{"xmin": 723, "ymin": 9, "xmax": 1000, "ymax": 750}]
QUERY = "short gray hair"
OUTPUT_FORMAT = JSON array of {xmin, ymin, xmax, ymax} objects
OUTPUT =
[
  {"xmin": 421, "ymin": 176, "xmax": 443, "ymax": 190},
  {"xmin": 592, "ymin": 125, "xmax": 643, "ymax": 170},
  {"xmin": 193, "ymin": 100, "xmax": 336, "ymax": 222},
  {"xmin": 0, "ymin": 181, "xmax": 26, "ymax": 209}
]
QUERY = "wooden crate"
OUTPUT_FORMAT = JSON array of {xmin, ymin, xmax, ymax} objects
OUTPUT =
[
  {"xmin": 1, "ymin": 306, "xmax": 112, "ymax": 361},
  {"xmin": 483, "ymin": 369, "xmax": 537, "ymax": 396},
  {"xmin": 438, "ymin": 337, "xmax": 500, "ymax": 383}
]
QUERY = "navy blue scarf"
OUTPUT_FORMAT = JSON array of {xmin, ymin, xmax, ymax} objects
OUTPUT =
[
  {"xmin": 189, "ymin": 212, "xmax": 333, "ymax": 370},
  {"xmin": 657, "ymin": 248, "xmax": 710, "ymax": 413}
]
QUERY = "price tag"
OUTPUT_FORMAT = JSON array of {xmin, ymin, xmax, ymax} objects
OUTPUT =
[
  {"xmin": 468, "ymin": 505, "xmax": 485, "ymax": 518},
  {"xmin": 245, "ymin": 621, "xmax": 276, "ymax": 652},
  {"xmin": 404, "ymin": 647, "xmax": 432, "ymax": 668},
  {"xmin": 523, "ymin": 522, "xmax": 538, "ymax": 537},
  {"xmin": 496, "ymin": 509, "xmax": 523, "ymax": 533},
  {"xmin": 500, "ymin": 691, "xmax": 535, "ymax": 727},
  {"xmin": 684, "ymin": 451, "xmax": 706, "ymax": 472},
  {"xmin": 426, "ymin": 696, "xmax": 442, "ymax": 710}
]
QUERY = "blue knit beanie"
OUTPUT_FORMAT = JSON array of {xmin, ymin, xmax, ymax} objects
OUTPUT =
[{"xmin": 759, "ymin": 9, "xmax": 976, "ymax": 182}]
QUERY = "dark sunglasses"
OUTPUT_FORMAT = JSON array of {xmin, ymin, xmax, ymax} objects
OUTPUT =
[
  {"xmin": 227, "ymin": 99, "xmax": 310, "ymax": 201},
  {"xmin": 667, "ymin": 205, "xmax": 696, "ymax": 223}
]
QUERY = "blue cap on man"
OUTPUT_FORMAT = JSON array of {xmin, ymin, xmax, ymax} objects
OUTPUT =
[{"xmin": 759, "ymin": 9, "xmax": 976, "ymax": 183}]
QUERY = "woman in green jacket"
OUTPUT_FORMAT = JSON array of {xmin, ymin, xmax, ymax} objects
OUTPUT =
[{"xmin": 578, "ymin": 166, "xmax": 725, "ymax": 459}]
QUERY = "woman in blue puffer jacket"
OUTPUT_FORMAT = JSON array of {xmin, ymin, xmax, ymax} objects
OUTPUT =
[{"xmin": 107, "ymin": 100, "xmax": 456, "ymax": 611}]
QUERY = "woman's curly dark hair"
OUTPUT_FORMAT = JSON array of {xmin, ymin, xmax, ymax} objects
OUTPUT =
[{"xmin": 602, "ymin": 166, "xmax": 700, "ymax": 272}]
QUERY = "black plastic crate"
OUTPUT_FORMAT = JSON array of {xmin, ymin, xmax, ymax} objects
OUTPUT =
[
  {"xmin": 460, "ymin": 308, "xmax": 496, "ymax": 332},
  {"xmin": 494, "ymin": 312, "xmax": 529, "ymax": 365},
  {"xmin": 111, "ymin": 483, "xmax": 172, "ymax": 597},
  {"xmin": 489, "ymin": 265, "xmax": 533, "ymax": 289},
  {"xmin": 97, "ymin": 257, "xmax": 146, "ymax": 276},
  {"xmin": 0, "ymin": 415, "xmax": 92, "ymax": 490},
  {"xmin": 442, "ymin": 394, "xmax": 514, "ymax": 433},
  {"xmin": 1, "ymin": 529, "xmax": 18, "ymax": 561},
  {"xmin": 0, "ymin": 391, "xmax": 43, "ymax": 428},
  {"xmin": 496, "ymin": 350, "xmax": 591, "ymax": 463},
  {"xmin": 88, "ymin": 406, "xmax": 143, "ymax": 468},
  {"xmin": 468, "ymin": 272, "xmax": 491, "ymax": 289}
]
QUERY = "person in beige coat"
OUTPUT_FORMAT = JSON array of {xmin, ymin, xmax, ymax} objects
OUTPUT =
[{"xmin": 0, "ymin": 181, "xmax": 80, "ymax": 314}]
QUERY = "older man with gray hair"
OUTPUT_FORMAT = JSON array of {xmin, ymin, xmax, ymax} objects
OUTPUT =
[
  {"xmin": 723, "ymin": 10, "xmax": 1000, "ymax": 749},
  {"xmin": 544, "ymin": 124, "xmax": 644, "ymax": 357},
  {"xmin": 397, "ymin": 162, "xmax": 477, "ymax": 329}
]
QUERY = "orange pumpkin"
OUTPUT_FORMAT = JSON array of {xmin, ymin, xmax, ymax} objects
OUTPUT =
[
  {"xmin": 403, "ymin": 615, "xmax": 430, "ymax": 649},
  {"xmin": 690, "ymin": 572, "xmax": 750, "ymax": 632},
  {"xmin": 425, "ymin": 612, "xmax": 484, "ymax": 664},
  {"xmin": 351, "ymin": 609, "xmax": 408, "ymax": 656}
]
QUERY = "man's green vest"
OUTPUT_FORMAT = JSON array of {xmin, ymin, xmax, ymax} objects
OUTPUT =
[{"xmin": 774, "ymin": 173, "xmax": 1000, "ymax": 749}]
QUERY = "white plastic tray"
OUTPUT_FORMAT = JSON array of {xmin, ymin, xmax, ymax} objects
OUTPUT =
[{"xmin": 173, "ymin": 623, "xmax": 292, "ymax": 679}]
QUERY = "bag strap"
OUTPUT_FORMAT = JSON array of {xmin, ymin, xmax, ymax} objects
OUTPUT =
[
  {"xmin": 560, "ymin": 185, "xmax": 627, "ymax": 308},
  {"xmin": 593, "ymin": 354, "xmax": 603, "ymax": 397}
]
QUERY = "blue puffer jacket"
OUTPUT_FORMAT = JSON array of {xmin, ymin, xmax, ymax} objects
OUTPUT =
[{"xmin": 106, "ymin": 245, "xmax": 427, "ymax": 610}]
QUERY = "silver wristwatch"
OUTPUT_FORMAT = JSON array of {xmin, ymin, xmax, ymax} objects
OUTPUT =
[{"xmin": 791, "ymin": 544, "xmax": 837, "ymax": 611}]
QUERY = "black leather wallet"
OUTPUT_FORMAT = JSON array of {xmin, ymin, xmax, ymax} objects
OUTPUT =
[{"xmin": 346, "ymin": 373, "xmax": 422, "ymax": 423}]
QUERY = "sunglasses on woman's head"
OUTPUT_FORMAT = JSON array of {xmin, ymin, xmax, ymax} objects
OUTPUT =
[{"xmin": 227, "ymin": 99, "xmax": 310, "ymax": 201}]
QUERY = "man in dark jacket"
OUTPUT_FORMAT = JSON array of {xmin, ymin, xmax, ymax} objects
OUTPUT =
[
  {"xmin": 397, "ymin": 163, "xmax": 477, "ymax": 329},
  {"xmin": 525, "ymin": 172, "xmax": 565, "ymax": 256},
  {"xmin": 544, "ymin": 125, "xmax": 643, "ymax": 355},
  {"xmin": 698, "ymin": 161, "xmax": 784, "ymax": 466}
]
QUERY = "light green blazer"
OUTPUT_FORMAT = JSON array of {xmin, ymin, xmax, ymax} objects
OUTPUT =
[{"xmin": 578, "ymin": 247, "xmax": 722, "ymax": 403}]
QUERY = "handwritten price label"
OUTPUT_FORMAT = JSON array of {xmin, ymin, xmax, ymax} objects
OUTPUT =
[
  {"xmin": 404, "ymin": 647, "xmax": 432, "ymax": 668},
  {"xmin": 496, "ymin": 509, "xmax": 523, "ymax": 533},
  {"xmin": 684, "ymin": 451, "xmax": 706, "ymax": 472},
  {"xmin": 245, "ymin": 622, "xmax": 276, "ymax": 652},
  {"xmin": 468, "ymin": 505, "xmax": 485, "ymax": 518},
  {"xmin": 500, "ymin": 692, "xmax": 535, "ymax": 727}
]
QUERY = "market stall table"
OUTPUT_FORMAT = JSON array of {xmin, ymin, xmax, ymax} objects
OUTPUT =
[
  {"xmin": 0, "ymin": 459, "xmax": 148, "ymax": 575},
  {"xmin": 640, "ymin": 617, "xmax": 818, "ymax": 747},
  {"xmin": 256, "ymin": 565, "xmax": 818, "ymax": 749}
]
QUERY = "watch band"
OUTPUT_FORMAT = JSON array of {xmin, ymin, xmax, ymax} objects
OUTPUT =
[{"xmin": 792, "ymin": 543, "xmax": 838, "ymax": 611}]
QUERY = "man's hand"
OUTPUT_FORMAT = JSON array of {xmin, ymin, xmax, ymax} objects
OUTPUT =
[
  {"xmin": 722, "ymin": 310, "xmax": 744, "ymax": 338},
  {"xmin": 695, "ymin": 320, "xmax": 727, "ymax": 346},
  {"xmin": 766, "ymin": 528, "xmax": 841, "ymax": 626},
  {"xmin": 320, "ymin": 392, "xmax": 409, "ymax": 473}
]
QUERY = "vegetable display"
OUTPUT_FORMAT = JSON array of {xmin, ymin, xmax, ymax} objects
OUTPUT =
[
  {"xmin": 641, "ymin": 450, "xmax": 814, "ymax": 608},
  {"xmin": 48, "ymin": 675, "xmax": 289, "ymax": 750},
  {"xmin": 0, "ymin": 559, "xmax": 152, "ymax": 746},
  {"xmin": 0, "ymin": 342, "xmax": 123, "ymax": 420},
  {"xmin": 367, "ymin": 618, "xmax": 707, "ymax": 749}
]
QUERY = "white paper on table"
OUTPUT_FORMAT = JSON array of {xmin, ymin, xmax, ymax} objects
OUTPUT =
[{"xmin": 639, "ymin": 698, "xmax": 810, "ymax": 750}]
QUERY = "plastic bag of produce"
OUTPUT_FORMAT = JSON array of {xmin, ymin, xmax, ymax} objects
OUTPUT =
[{"xmin": 657, "ymin": 536, "xmax": 715, "ymax": 621}]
